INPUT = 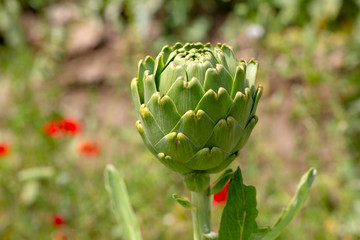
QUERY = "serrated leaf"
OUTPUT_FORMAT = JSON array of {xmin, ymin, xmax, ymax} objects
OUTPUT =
[
  {"xmin": 105, "ymin": 165, "xmax": 143, "ymax": 240},
  {"xmin": 211, "ymin": 169, "xmax": 233, "ymax": 195},
  {"xmin": 172, "ymin": 194, "xmax": 196, "ymax": 211},
  {"xmin": 252, "ymin": 168, "xmax": 317, "ymax": 240},
  {"xmin": 218, "ymin": 167, "xmax": 259, "ymax": 240}
]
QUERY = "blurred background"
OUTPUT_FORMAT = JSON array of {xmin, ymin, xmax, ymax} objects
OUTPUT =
[{"xmin": 0, "ymin": 0, "xmax": 360, "ymax": 239}]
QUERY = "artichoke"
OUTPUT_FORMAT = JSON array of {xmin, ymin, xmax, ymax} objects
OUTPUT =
[{"xmin": 131, "ymin": 42, "xmax": 262, "ymax": 175}]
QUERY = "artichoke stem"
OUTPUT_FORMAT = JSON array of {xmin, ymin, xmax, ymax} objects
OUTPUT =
[{"xmin": 191, "ymin": 177, "xmax": 211, "ymax": 240}]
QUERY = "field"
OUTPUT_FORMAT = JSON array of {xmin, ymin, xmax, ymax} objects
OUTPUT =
[{"xmin": 0, "ymin": 0, "xmax": 360, "ymax": 239}]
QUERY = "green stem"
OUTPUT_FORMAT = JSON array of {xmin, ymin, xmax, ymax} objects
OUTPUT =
[{"xmin": 191, "ymin": 182, "xmax": 211, "ymax": 240}]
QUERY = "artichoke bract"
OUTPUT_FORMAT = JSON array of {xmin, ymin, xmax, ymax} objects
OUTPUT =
[{"xmin": 131, "ymin": 42, "xmax": 262, "ymax": 175}]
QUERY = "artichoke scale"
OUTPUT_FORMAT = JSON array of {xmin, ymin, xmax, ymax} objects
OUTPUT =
[
  {"xmin": 158, "ymin": 63, "xmax": 186, "ymax": 95},
  {"xmin": 184, "ymin": 147, "xmax": 230, "ymax": 171},
  {"xmin": 203, "ymin": 64, "xmax": 233, "ymax": 94},
  {"xmin": 244, "ymin": 60, "xmax": 258, "ymax": 95},
  {"xmin": 130, "ymin": 78, "xmax": 141, "ymax": 120},
  {"xmin": 139, "ymin": 105, "xmax": 165, "ymax": 146},
  {"xmin": 137, "ymin": 56, "xmax": 155, "ymax": 103},
  {"xmin": 167, "ymin": 77, "xmax": 204, "ymax": 115},
  {"xmin": 171, "ymin": 110, "xmax": 215, "ymax": 149},
  {"xmin": 232, "ymin": 116, "xmax": 258, "ymax": 152},
  {"xmin": 195, "ymin": 87, "xmax": 233, "ymax": 123},
  {"xmin": 157, "ymin": 153, "xmax": 192, "ymax": 175},
  {"xmin": 217, "ymin": 44, "xmax": 237, "ymax": 77},
  {"xmin": 154, "ymin": 132, "xmax": 198, "ymax": 164},
  {"xmin": 136, "ymin": 121, "xmax": 158, "ymax": 155},
  {"xmin": 144, "ymin": 73, "xmax": 157, "ymax": 104},
  {"xmin": 231, "ymin": 64, "xmax": 246, "ymax": 98},
  {"xmin": 147, "ymin": 93, "xmax": 181, "ymax": 134},
  {"xmin": 205, "ymin": 117, "xmax": 244, "ymax": 153},
  {"xmin": 229, "ymin": 88, "xmax": 254, "ymax": 129}
]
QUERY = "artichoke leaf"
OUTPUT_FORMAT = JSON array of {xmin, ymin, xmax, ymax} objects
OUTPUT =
[
  {"xmin": 195, "ymin": 87, "xmax": 233, "ymax": 123},
  {"xmin": 203, "ymin": 64, "xmax": 233, "ymax": 94},
  {"xmin": 157, "ymin": 153, "xmax": 192, "ymax": 175},
  {"xmin": 147, "ymin": 93, "xmax": 181, "ymax": 134},
  {"xmin": 136, "ymin": 121, "xmax": 158, "ymax": 156},
  {"xmin": 144, "ymin": 73, "xmax": 157, "ymax": 104},
  {"xmin": 185, "ymin": 147, "xmax": 230, "ymax": 171},
  {"xmin": 229, "ymin": 88, "xmax": 254, "ymax": 129},
  {"xmin": 231, "ymin": 63, "xmax": 246, "ymax": 98},
  {"xmin": 171, "ymin": 110, "xmax": 215, "ymax": 149},
  {"xmin": 250, "ymin": 86, "xmax": 263, "ymax": 118},
  {"xmin": 205, "ymin": 116, "xmax": 244, "ymax": 153},
  {"xmin": 159, "ymin": 63, "xmax": 186, "ymax": 95},
  {"xmin": 137, "ymin": 56, "xmax": 155, "ymax": 103},
  {"xmin": 244, "ymin": 60, "xmax": 258, "ymax": 95},
  {"xmin": 218, "ymin": 44, "xmax": 237, "ymax": 77},
  {"xmin": 139, "ymin": 105, "xmax": 165, "ymax": 146},
  {"xmin": 232, "ymin": 116, "xmax": 258, "ymax": 152},
  {"xmin": 155, "ymin": 132, "xmax": 198, "ymax": 164},
  {"xmin": 207, "ymin": 153, "xmax": 238, "ymax": 174},
  {"xmin": 131, "ymin": 78, "xmax": 142, "ymax": 120},
  {"xmin": 167, "ymin": 76, "xmax": 204, "ymax": 115}
]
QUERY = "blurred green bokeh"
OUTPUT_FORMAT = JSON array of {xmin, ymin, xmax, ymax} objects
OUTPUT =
[{"xmin": 0, "ymin": 0, "xmax": 360, "ymax": 239}]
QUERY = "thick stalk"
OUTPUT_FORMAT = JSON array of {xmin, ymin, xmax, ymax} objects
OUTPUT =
[{"xmin": 191, "ymin": 184, "xmax": 211, "ymax": 240}]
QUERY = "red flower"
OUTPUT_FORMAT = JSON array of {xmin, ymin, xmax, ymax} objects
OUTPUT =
[
  {"xmin": 213, "ymin": 182, "xmax": 228, "ymax": 205},
  {"xmin": 44, "ymin": 118, "xmax": 81, "ymax": 137},
  {"xmin": 0, "ymin": 143, "xmax": 10, "ymax": 157},
  {"xmin": 77, "ymin": 140, "xmax": 100, "ymax": 157},
  {"xmin": 44, "ymin": 121, "xmax": 63, "ymax": 137},
  {"xmin": 52, "ymin": 213, "xmax": 66, "ymax": 227},
  {"xmin": 62, "ymin": 118, "xmax": 81, "ymax": 135}
]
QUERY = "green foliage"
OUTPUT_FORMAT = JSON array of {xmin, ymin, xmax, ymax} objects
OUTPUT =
[
  {"xmin": 218, "ymin": 167, "xmax": 262, "ymax": 240},
  {"xmin": 105, "ymin": 165, "xmax": 143, "ymax": 240},
  {"xmin": 218, "ymin": 168, "xmax": 316, "ymax": 240}
]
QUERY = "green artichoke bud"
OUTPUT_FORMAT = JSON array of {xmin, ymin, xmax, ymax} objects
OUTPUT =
[{"xmin": 131, "ymin": 42, "xmax": 262, "ymax": 175}]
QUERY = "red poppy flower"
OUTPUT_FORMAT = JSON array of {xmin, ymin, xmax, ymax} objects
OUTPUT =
[
  {"xmin": 44, "ymin": 118, "xmax": 81, "ymax": 137},
  {"xmin": 61, "ymin": 118, "xmax": 81, "ymax": 135},
  {"xmin": 44, "ymin": 121, "xmax": 63, "ymax": 137},
  {"xmin": 0, "ymin": 143, "xmax": 10, "ymax": 157},
  {"xmin": 77, "ymin": 140, "xmax": 100, "ymax": 157},
  {"xmin": 52, "ymin": 213, "xmax": 66, "ymax": 227},
  {"xmin": 213, "ymin": 182, "xmax": 228, "ymax": 205}
]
